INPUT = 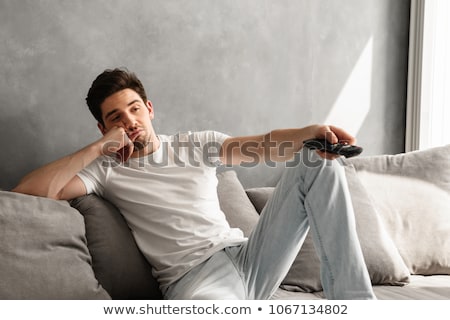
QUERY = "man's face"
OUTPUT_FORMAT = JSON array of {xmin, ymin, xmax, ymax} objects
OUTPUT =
[{"xmin": 98, "ymin": 88, "xmax": 155, "ymax": 152}]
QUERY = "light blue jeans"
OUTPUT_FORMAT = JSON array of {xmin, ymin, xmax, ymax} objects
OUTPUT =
[{"xmin": 164, "ymin": 150, "xmax": 376, "ymax": 300}]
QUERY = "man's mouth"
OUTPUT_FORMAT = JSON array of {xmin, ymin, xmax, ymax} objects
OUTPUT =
[{"xmin": 128, "ymin": 130, "xmax": 143, "ymax": 141}]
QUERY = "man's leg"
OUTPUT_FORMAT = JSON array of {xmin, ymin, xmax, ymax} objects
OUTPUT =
[
  {"xmin": 163, "ymin": 249, "xmax": 247, "ymax": 299},
  {"xmin": 227, "ymin": 149, "xmax": 376, "ymax": 299}
]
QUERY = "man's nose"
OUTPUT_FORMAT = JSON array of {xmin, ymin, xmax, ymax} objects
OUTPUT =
[{"xmin": 122, "ymin": 113, "xmax": 136, "ymax": 129}]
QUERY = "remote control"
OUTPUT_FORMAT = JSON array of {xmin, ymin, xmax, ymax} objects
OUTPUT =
[{"xmin": 303, "ymin": 138, "xmax": 363, "ymax": 158}]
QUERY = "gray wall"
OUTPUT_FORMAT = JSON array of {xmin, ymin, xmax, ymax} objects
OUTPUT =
[{"xmin": 0, "ymin": 0, "xmax": 410, "ymax": 190}]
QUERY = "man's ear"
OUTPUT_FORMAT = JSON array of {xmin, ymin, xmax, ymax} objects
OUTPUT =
[
  {"xmin": 97, "ymin": 122, "xmax": 107, "ymax": 135},
  {"xmin": 146, "ymin": 100, "xmax": 155, "ymax": 120}
]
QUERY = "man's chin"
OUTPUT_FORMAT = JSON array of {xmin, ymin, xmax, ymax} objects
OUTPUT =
[{"xmin": 133, "ymin": 140, "xmax": 150, "ymax": 151}]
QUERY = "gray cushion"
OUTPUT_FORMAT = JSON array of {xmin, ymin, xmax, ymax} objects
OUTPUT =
[
  {"xmin": 245, "ymin": 187, "xmax": 274, "ymax": 213},
  {"xmin": 346, "ymin": 144, "xmax": 450, "ymax": 275},
  {"xmin": 0, "ymin": 191, "xmax": 110, "ymax": 299},
  {"xmin": 70, "ymin": 194, "xmax": 162, "ymax": 299},
  {"xmin": 246, "ymin": 165, "xmax": 411, "ymax": 292}
]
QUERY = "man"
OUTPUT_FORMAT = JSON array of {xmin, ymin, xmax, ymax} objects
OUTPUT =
[{"xmin": 13, "ymin": 68, "xmax": 375, "ymax": 299}]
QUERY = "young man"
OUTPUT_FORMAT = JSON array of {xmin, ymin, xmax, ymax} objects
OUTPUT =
[{"xmin": 13, "ymin": 68, "xmax": 375, "ymax": 300}]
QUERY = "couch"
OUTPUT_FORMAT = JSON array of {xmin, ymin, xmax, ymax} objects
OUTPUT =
[{"xmin": 1, "ymin": 144, "xmax": 449, "ymax": 300}]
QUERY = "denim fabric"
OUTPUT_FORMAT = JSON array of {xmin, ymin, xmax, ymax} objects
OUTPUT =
[{"xmin": 164, "ymin": 149, "xmax": 375, "ymax": 300}]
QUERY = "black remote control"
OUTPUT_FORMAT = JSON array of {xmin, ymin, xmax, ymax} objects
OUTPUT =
[{"xmin": 303, "ymin": 138, "xmax": 363, "ymax": 158}]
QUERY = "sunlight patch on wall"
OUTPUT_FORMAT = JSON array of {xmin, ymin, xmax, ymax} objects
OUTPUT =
[{"xmin": 324, "ymin": 37, "xmax": 373, "ymax": 137}]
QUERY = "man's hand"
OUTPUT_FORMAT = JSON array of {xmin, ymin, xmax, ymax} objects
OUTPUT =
[
  {"xmin": 101, "ymin": 126, "xmax": 135, "ymax": 162},
  {"xmin": 307, "ymin": 125, "xmax": 356, "ymax": 160}
]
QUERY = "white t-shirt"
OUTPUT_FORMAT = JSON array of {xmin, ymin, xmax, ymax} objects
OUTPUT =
[{"xmin": 77, "ymin": 131, "xmax": 246, "ymax": 289}]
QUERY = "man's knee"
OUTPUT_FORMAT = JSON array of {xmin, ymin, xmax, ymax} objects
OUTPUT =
[
  {"xmin": 284, "ymin": 149, "xmax": 345, "ymax": 189},
  {"xmin": 286, "ymin": 149, "xmax": 328, "ymax": 169}
]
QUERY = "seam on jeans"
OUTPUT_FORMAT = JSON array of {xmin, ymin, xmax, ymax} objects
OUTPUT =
[
  {"xmin": 305, "ymin": 199, "xmax": 335, "ymax": 299},
  {"xmin": 224, "ymin": 247, "xmax": 249, "ymax": 299}
]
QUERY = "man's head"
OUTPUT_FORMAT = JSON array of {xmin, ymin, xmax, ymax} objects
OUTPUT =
[
  {"xmin": 86, "ymin": 68, "xmax": 158, "ymax": 157},
  {"xmin": 86, "ymin": 68, "xmax": 148, "ymax": 127}
]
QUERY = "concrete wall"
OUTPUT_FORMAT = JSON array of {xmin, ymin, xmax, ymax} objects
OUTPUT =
[{"xmin": 0, "ymin": 0, "xmax": 410, "ymax": 190}]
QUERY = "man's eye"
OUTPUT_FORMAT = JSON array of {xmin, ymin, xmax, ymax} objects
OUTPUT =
[
  {"xmin": 111, "ymin": 115, "xmax": 120, "ymax": 121},
  {"xmin": 133, "ymin": 107, "xmax": 140, "ymax": 112}
]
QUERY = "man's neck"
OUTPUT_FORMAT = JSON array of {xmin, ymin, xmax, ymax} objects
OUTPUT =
[{"xmin": 130, "ymin": 135, "xmax": 161, "ymax": 159}]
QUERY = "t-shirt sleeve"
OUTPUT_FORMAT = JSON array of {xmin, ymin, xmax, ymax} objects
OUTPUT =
[
  {"xmin": 76, "ymin": 157, "xmax": 107, "ymax": 196},
  {"xmin": 194, "ymin": 130, "xmax": 230, "ymax": 166}
]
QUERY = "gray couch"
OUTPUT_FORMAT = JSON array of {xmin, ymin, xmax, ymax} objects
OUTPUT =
[{"xmin": 1, "ymin": 145, "xmax": 449, "ymax": 299}]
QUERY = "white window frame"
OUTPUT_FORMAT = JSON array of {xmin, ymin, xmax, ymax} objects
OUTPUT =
[{"xmin": 406, "ymin": 0, "xmax": 450, "ymax": 151}]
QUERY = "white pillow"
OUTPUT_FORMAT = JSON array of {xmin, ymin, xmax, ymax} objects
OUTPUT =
[{"xmin": 347, "ymin": 144, "xmax": 450, "ymax": 275}]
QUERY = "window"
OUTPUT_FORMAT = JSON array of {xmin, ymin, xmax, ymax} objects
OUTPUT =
[{"xmin": 406, "ymin": 0, "xmax": 450, "ymax": 151}]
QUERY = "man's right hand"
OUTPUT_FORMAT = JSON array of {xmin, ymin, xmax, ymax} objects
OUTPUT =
[{"xmin": 100, "ymin": 126, "xmax": 135, "ymax": 162}]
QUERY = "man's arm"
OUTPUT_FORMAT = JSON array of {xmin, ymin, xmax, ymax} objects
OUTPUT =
[
  {"xmin": 12, "ymin": 126, "xmax": 132, "ymax": 200},
  {"xmin": 12, "ymin": 142, "xmax": 101, "ymax": 200},
  {"xmin": 220, "ymin": 124, "xmax": 356, "ymax": 165}
]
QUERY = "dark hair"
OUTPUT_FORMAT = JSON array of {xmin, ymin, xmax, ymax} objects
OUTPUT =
[{"xmin": 86, "ymin": 68, "xmax": 148, "ymax": 125}]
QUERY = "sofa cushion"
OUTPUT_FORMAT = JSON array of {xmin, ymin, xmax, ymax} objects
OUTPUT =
[
  {"xmin": 0, "ymin": 191, "xmax": 110, "ymax": 299},
  {"xmin": 346, "ymin": 144, "xmax": 450, "ymax": 193},
  {"xmin": 346, "ymin": 145, "xmax": 450, "ymax": 275},
  {"xmin": 246, "ymin": 164, "xmax": 410, "ymax": 293},
  {"xmin": 245, "ymin": 187, "xmax": 274, "ymax": 214},
  {"xmin": 344, "ymin": 165, "xmax": 411, "ymax": 284},
  {"xmin": 70, "ymin": 194, "xmax": 162, "ymax": 299}
]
